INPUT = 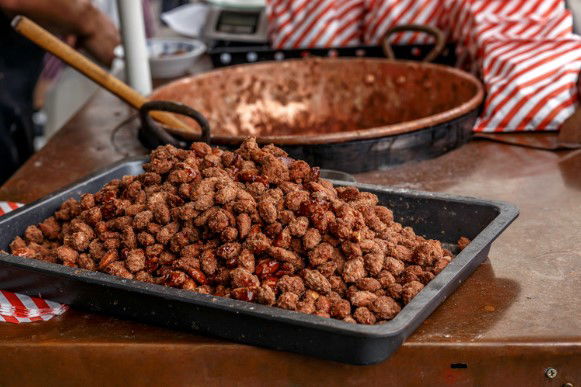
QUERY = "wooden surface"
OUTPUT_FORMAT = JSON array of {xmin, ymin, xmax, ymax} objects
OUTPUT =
[{"xmin": 0, "ymin": 89, "xmax": 580, "ymax": 386}]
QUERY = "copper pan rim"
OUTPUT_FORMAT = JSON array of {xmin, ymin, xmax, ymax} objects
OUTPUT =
[{"xmin": 150, "ymin": 58, "xmax": 484, "ymax": 145}]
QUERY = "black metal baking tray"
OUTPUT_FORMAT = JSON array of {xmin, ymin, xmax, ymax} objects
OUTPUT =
[{"xmin": 0, "ymin": 158, "xmax": 518, "ymax": 365}]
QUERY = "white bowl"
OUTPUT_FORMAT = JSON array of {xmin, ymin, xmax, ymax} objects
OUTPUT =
[{"xmin": 114, "ymin": 38, "xmax": 206, "ymax": 79}]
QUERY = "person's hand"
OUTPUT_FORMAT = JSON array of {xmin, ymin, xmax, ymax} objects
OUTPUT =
[{"xmin": 77, "ymin": 6, "xmax": 120, "ymax": 67}]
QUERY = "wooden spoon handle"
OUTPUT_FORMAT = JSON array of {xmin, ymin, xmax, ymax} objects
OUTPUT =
[{"xmin": 11, "ymin": 15, "xmax": 197, "ymax": 138}]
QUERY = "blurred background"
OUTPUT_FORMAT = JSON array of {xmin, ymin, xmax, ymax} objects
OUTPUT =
[{"xmin": 30, "ymin": 0, "xmax": 581, "ymax": 150}]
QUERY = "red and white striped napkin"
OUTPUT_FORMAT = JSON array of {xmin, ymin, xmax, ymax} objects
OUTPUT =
[
  {"xmin": 0, "ymin": 202, "xmax": 68, "ymax": 323},
  {"xmin": 0, "ymin": 290, "xmax": 68, "ymax": 323}
]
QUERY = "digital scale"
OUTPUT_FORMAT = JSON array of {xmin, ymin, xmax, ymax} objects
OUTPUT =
[{"xmin": 202, "ymin": 0, "xmax": 269, "ymax": 45}]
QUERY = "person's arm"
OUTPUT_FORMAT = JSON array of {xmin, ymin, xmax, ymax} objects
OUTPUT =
[{"xmin": 0, "ymin": 0, "xmax": 120, "ymax": 66}]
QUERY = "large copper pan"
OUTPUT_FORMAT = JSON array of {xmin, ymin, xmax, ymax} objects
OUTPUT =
[{"xmin": 149, "ymin": 57, "xmax": 483, "ymax": 145}]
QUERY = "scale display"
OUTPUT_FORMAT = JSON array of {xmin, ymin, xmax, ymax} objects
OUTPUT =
[
  {"xmin": 216, "ymin": 10, "xmax": 259, "ymax": 34},
  {"xmin": 203, "ymin": 2, "xmax": 269, "ymax": 44}
]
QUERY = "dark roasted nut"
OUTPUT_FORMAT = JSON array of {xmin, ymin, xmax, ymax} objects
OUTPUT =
[
  {"xmin": 431, "ymin": 256, "xmax": 452, "ymax": 275},
  {"xmin": 277, "ymin": 292, "xmax": 299, "ymax": 310},
  {"xmin": 255, "ymin": 259, "xmax": 280, "ymax": 279},
  {"xmin": 275, "ymin": 262, "xmax": 295, "ymax": 277},
  {"xmin": 350, "ymin": 291, "xmax": 377, "ymax": 307},
  {"xmin": 9, "ymin": 236, "xmax": 27, "ymax": 252},
  {"xmin": 387, "ymin": 283, "xmax": 403, "ymax": 300},
  {"xmin": 38, "ymin": 216, "xmax": 61, "ymax": 240},
  {"xmin": 378, "ymin": 271, "xmax": 396, "ymax": 288},
  {"xmin": 353, "ymin": 306, "xmax": 376, "ymax": 325},
  {"xmin": 287, "ymin": 216, "xmax": 308, "ymax": 237},
  {"xmin": 56, "ymin": 246, "xmax": 78, "ymax": 265},
  {"xmin": 393, "ymin": 244, "xmax": 414, "ymax": 262},
  {"xmin": 164, "ymin": 270, "xmax": 187, "ymax": 287},
  {"xmin": 231, "ymin": 287, "xmax": 256, "ymax": 302},
  {"xmin": 308, "ymin": 242, "xmax": 333, "ymax": 266},
  {"xmin": 303, "ymin": 269, "xmax": 331, "ymax": 295},
  {"xmin": 356, "ymin": 277, "xmax": 381, "ymax": 292},
  {"xmin": 297, "ymin": 297, "xmax": 316, "ymax": 314},
  {"xmin": 244, "ymin": 230, "xmax": 270, "ymax": 253},
  {"xmin": 342, "ymin": 258, "xmax": 366, "ymax": 283},
  {"xmin": 24, "ymin": 225, "xmax": 44, "ymax": 244},
  {"xmin": 187, "ymin": 268, "xmax": 207, "ymax": 285},
  {"xmin": 11, "ymin": 247, "xmax": 38, "ymax": 258},
  {"xmin": 276, "ymin": 275, "xmax": 305, "ymax": 296},
  {"xmin": 401, "ymin": 265, "xmax": 424, "ymax": 284},
  {"xmin": 236, "ymin": 213, "xmax": 252, "ymax": 239},
  {"xmin": 216, "ymin": 242, "xmax": 241, "ymax": 260},
  {"xmin": 302, "ymin": 228, "xmax": 321, "ymax": 250},
  {"xmin": 370, "ymin": 296, "xmax": 401, "ymax": 320},
  {"xmin": 418, "ymin": 271, "xmax": 435, "ymax": 285},
  {"xmin": 255, "ymin": 285, "xmax": 276, "ymax": 305},
  {"xmin": 363, "ymin": 252, "xmax": 384, "ymax": 276},
  {"xmin": 133, "ymin": 211, "xmax": 153, "ymax": 230},
  {"xmin": 329, "ymin": 275, "xmax": 347, "ymax": 297},
  {"xmin": 268, "ymin": 247, "xmax": 302, "ymax": 267},
  {"xmin": 315, "ymin": 295, "xmax": 331, "ymax": 314},
  {"xmin": 317, "ymin": 261, "xmax": 337, "ymax": 278},
  {"xmin": 413, "ymin": 240, "xmax": 444, "ymax": 266},
  {"xmin": 78, "ymin": 253, "xmax": 96, "ymax": 270},
  {"xmin": 230, "ymin": 268, "xmax": 260, "ymax": 288},
  {"xmin": 384, "ymin": 256, "xmax": 405, "ymax": 276},
  {"xmin": 336, "ymin": 186, "xmax": 359, "ymax": 201},
  {"xmin": 104, "ymin": 261, "xmax": 133, "ymax": 279},
  {"xmin": 330, "ymin": 299, "xmax": 351, "ymax": 319},
  {"xmin": 200, "ymin": 249, "xmax": 218, "ymax": 276},
  {"xmin": 402, "ymin": 281, "xmax": 424, "ymax": 304},
  {"xmin": 98, "ymin": 250, "xmax": 118, "ymax": 269},
  {"xmin": 125, "ymin": 249, "xmax": 145, "ymax": 273},
  {"xmin": 458, "ymin": 236, "xmax": 470, "ymax": 251}
]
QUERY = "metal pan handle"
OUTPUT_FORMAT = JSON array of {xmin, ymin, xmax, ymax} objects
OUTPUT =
[
  {"xmin": 139, "ymin": 100, "xmax": 212, "ymax": 148},
  {"xmin": 382, "ymin": 24, "xmax": 446, "ymax": 63}
]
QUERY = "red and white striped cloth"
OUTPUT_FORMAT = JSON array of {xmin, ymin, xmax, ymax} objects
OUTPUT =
[
  {"xmin": 451, "ymin": 0, "xmax": 580, "ymax": 132},
  {"xmin": 362, "ymin": 0, "xmax": 444, "ymax": 45},
  {"xmin": 472, "ymin": 11, "xmax": 573, "ymax": 70},
  {"xmin": 474, "ymin": 39, "xmax": 581, "ymax": 132},
  {"xmin": 267, "ymin": 0, "xmax": 365, "ymax": 48},
  {"xmin": 446, "ymin": 0, "xmax": 569, "ymax": 71},
  {"xmin": 0, "ymin": 202, "xmax": 68, "ymax": 323}
]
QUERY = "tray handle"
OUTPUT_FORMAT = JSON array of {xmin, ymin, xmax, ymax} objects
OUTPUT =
[
  {"xmin": 139, "ymin": 100, "xmax": 212, "ymax": 148},
  {"xmin": 382, "ymin": 24, "xmax": 446, "ymax": 63}
]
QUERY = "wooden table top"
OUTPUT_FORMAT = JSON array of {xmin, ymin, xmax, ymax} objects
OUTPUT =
[{"xmin": 0, "ymin": 89, "xmax": 579, "ymax": 386}]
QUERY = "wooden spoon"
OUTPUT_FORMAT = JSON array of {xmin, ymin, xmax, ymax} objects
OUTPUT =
[{"xmin": 11, "ymin": 15, "xmax": 198, "ymax": 139}]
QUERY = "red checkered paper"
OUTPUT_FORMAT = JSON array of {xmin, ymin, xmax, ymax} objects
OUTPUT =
[
  {"xmin": 0, "ymin": 202, "xmax": 69, "ymax": 323},
  {"xmin": 266, "ymin": 0, "xmax": 365, "ymax": 48}
]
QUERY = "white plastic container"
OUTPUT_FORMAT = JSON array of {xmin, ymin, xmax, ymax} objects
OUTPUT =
[{"xmin": 115, "ymin": 38, "xmax": 206, "ymax": 79}]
